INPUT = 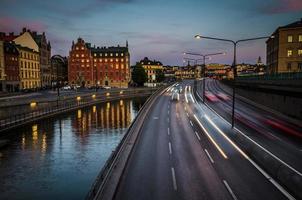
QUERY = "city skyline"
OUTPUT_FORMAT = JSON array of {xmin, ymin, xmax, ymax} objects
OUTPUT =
[{"xmin": 0, "ymin": 0, "xmax": 301, "ymax": 65}]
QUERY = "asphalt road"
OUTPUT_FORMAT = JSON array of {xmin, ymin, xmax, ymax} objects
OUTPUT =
[
  {"xmin": 113, "ymin": 81, "xmax": 290, "ymax": 200},
  {"xmin": 198, "ymin": 78, "xmax": 302, "ymax": 172}
]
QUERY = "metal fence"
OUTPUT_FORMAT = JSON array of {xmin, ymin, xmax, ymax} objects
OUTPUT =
[
  {"xmin": 0, "ymin": 88, "xmax": 158, "ymax": 132},
  {"xmin": 236, "ymin": 72, "xmax": 302, "ymax": 81}
]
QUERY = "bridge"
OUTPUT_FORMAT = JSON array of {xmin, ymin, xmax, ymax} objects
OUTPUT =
[{"xmin": 87, "ymin": 79, "xmax": 302, "ymax": 200}]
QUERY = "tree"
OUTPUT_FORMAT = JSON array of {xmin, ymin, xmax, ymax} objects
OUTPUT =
[
  {"xmin": 155, "ymin": 69, "xmax": 165, "ymax": 83},
  {"xmin": 131, "ymin": 63, "xmax": 148, "ymax": 86}
]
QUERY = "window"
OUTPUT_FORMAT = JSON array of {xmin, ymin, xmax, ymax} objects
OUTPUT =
[
  {"xmin": 287, "ymin": 35, "xmax": 293, "ymax": 43},
  {"xmin": 76, "ymin": 47, "xmax": 79, "ymax": 50},
  {"xmin": 81, "ymin": 54, "xmax": 84, "ymax": 57},
  {"xmin": 110, "ymin": 59, "xmax": 113, "ymax": 62},
  {"xmin": 86, "ymin": 59, "xmax": 89, "ymax": 62},
  {"xmin": 116, "ymin": 53, "xmax": 118, "ymax": 56},
  {"xmin": 76, "ymin": 54, "xmax": 79, "ymax": 57},
  {"xmin": 287, "ymin": 62, "xmax": 292, "ymax": 71},
  {"xmin": 298, "ymin": 63, "xmax": 302, "ymax": 71},
  {"xmin": 81, "ymin": 47, "xmax": 84, "ymax": 50},
  {"xmin": 299, "ymin": 49, "xmax": 302, "ymax": 56},
  {"xmin": 299, "ymin": 35, "xmax": 302, "ymax": 42},
  {"xmin": 121, "ymin": 53, "xmax": 124, "ymax": 56},
  {"xmin": 110, "ymin": 53, "xmax": 113, "ymax": 57},
  {"xmin": 287, "ymin": 50, "xmax": 293, "ymax": 57},
  {"xmin": 94, "ymin": 53, "xmax": 96, "ymax": 57}
]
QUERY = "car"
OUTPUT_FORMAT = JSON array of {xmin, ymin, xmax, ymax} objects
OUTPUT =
[
  {"xmin": 103, "ymin": 86, "xmax": 111, "ymax": 89},
  {"xmin": 216, "ymin": 92, "xmax": 230, "ymax": 101},
  {"xmin": 62, "ymin": 86, "xmax": 71, "ymax": 90},
  {"xmin": 205, "ymin": 92, "xmax": 219, "ymax": 102},
  {"xmin": 171, "ymin": 91, "xmax": 180, "ymax": 101}
]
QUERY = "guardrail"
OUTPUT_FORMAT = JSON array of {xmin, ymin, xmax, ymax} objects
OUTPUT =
[
  {"xmin": 236, "ymin": 72, "xmax": 302, "ymax": 81},
  {"xmin": 85, "ymin": 85, "xmax": 169, "ymax": 200},
  {"xmin": 0, "ymin": 88, "xmax": 158, "ymax": 133}
]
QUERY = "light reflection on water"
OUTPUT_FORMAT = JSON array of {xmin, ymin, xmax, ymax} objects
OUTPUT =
[{"xmin": 0, "ymin": 97, "xmax": 146, "ymax": 200}]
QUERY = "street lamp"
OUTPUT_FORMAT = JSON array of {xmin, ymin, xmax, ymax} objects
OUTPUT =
[
  {"xmin": 194, "ymin": 34, "xmax": 274, "ymax": 128},
  {"xmin": 183, "ymin": 51, "xmax": 225, "ymax": 104}
]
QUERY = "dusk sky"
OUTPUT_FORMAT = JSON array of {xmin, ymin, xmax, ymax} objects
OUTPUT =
[{"xmin": 1, "ymin": 0, "xmax": 301, "ymax": 65}]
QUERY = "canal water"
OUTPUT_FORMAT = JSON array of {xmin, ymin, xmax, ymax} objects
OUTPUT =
[{"xmin": 0, "ymin": 97, "xmax": 147, "ymax": 200}]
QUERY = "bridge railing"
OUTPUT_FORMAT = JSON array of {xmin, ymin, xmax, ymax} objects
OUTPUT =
[
  {"xmin": 0, "ymin": 88, "xmax": 158, "ymax": 132},
  {"xmin": 236, "ymin": 72, "xmax": 302, "ymax": 81}
]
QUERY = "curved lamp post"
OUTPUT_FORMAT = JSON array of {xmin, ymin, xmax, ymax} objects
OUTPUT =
[{"xmin": 194, "ymin": 34, "xmax": 274, "ymax": 128}]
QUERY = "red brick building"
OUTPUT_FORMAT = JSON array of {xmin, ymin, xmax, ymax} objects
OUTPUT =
[
  {"xmin": 68, "ymin": 38, "xmax": 130, "ymax": 88},
  {"xmin": 4, "ymin": 42, "xmax": 20, "ymax": 92}
]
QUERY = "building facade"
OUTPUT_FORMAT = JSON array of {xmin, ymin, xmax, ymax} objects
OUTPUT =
[
  {"xmin": 4, "ymin": 42, "xmax": 20, "ymax": 92},
  {"xmin": 16, "ymin": 45, "xmax": 40, "ymax": 90},
  {"xmin": 140, "ymin": 57, "xmax": 163, "ymax": 83},
  {"xmin": 175, "ymin": 65, "xmax": 201, "ymax": 80},
  {"xmin": 0, "ymin": 41, "xmax": 4, "ymax": 91},
  {"xmin": 29, "ymin": 29, "xmax": 51, "ymax": 88},
  {"xmin": 68, "ymin": 38, "xmax": 130, "ymax": 88},
  {"xmin": 266, "ymin": 19, "xmax": 302, "ymax": 73},
  {"xmin": 51, "ymin": 55, "xmax": 68, "ymax": 85}
]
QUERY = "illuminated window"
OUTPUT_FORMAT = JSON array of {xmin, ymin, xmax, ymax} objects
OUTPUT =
[
  {"xmin": 299, "ymin": 35, "xmax": 302, "ymax": 42},
  {"xmin": 76, "ymin": 54, "xmax": 79, "ymax": 57},
  {"xmin": 87, "ymin": 65, "xmax": 90, "ymax": 67},
  {"xmin": 287, "ymin": 50, "xmax": 293, "ymax": 57},
  {"xmin": 116, "ymin": 58, "xmax": 118, "ymax": 62},
  {"xmin": 121, "ymin": 58, "xmax": 124, "ymax": 62},
  {"xmin": 121, "ymin": 64, "xmax": 124, "ymax": 69},
  {"xmin": 288, "ymin": 35, "xmax": 293, "ymax": 43},
  {"xmin": 94, "ymin": 59, "xmax": 97, "ymax": 62},
  {"xmin": 105, "ymin": 59, "xmax": 108, "ymax": 62},
  {"xmin": 110, "ymin": 53, "xmax": 113, "ymax": 56},
  {"xmin": 116, "ymin": 53, "xmax": 118, "ymax": 56},
  {"xmin": 110, "ymin": 59, "xmax": 113, "ymax": 62},
  {"xmin": 94, "ymin": 53, "xmax": 96, "ymax": 57},
  {"xmin": 105, "ymin": 53, "xmax": 107, "ymax": 56},
  {"xmin": 116, "ymin": 64, "xmax": 119, "ymax": 69},
  {"xmin": 121, "ymin": 53, "xmax": 124, "ymax": 56},
  {"xmin": 81, "ymin": 59, "xmax": 84, "ymax": 63},
  {"xmin": 76, "ymin": 47, "xmax": 79, "ymax": 50},
  {"xmin": 81, "ymin": 54, "xmax": 84, "ymax": 57},
  {"xmin": 86, "ymin": 59, "xmax": 89, "ymax": 62},
  {"xmin": 99, "ymin": 59, "xmax": 102, "ymax": 62},
  {"xmin": 298, "ymin": 49, "xmax": 302, "ymax": 56},
  {"xmin": 81, "ymin": 47, "xmax": 84, "ymax": 50}
]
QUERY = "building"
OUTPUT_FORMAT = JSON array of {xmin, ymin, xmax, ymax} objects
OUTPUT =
[
  {"xmin": 0, "ymin": 41, "xmax": 4, "ymax": 91},
  {"xmin": 13, "ymin": 31, "xmax": 41, "ymax": 90},
  {"xmin": 29, "ymin": 29, "xmax": 51, "ymax": 88},
  {"xmin": 4, "ymin": 42, "xmax": 20, "ymax": 92},
  {"xmin": 139, "ymin": 57, "xmax": 163, "ymax": 85},
  {"xmin": 266, "ymin": 19, "xmax": 302, "ymax": 73},
  {"xmin": 68, "ymin": 38, "xmax": 130, "ymax": 88},
  {"xmin": 175, "ymin": 64, "xmax": 201, "ymax": 80},
  {"xmin": 51, "ymin": 55, "xmax": 68, "ymax": 85},
  {"xmin": 206, "ymin": 63, "xmax": 230, "ymax": 79}
]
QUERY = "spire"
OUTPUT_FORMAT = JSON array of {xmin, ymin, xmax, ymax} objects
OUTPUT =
[{"xmin": 126, "ymin": 40, "xmax": 128, "ymax": 48}]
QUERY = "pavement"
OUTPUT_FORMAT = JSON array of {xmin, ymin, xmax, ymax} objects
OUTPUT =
[{"xmin": 113, "ymin": 80, "xmax": 292, "ymax": 200}]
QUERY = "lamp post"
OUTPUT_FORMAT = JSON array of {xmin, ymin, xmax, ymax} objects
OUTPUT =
[
  {"xmin": 194, "ymin": 34, "xmax": 274, "ymax": 128},
  {"xmin": 183, "ymin": 52, "xmax": 225, "ymax": 104}
]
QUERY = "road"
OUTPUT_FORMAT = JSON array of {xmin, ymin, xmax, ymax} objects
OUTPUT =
[
  {"xmin": 113, "ymin": 80, "xmax": 291, "ymax": 200},
  {"xmin": 198, "ymin": 78, "xmax": 302, "ymax": 172}
]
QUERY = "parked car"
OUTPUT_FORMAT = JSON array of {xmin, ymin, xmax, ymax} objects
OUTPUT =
[{"xmin": 62, "ymin": 85, "xmax": 71, "ymax": 90}]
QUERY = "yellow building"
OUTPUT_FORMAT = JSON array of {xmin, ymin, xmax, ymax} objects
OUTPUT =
[
  {"xmin": 175, "ymin": 65, "xmax": 201, "ymax": 80},
  {"xmin": 140, "ymin": 57, "xmax": 163, "ymax": 84},
  {"xmin": 13, "ymin": 31, "xmax": 41, "ymax": 89},
  {"xmin": 266, "ymin": 19, "xmax": 302, "ymax": 73},
  {"xmin": 16, "ymin": 45, "xmax": 40, "ymax": 89}
]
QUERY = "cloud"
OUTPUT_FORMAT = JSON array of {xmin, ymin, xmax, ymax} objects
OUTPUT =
[
  {"xmin": 260, "ymin": 0, "xmax": 302, "ymax": 14},
  {"xmin": 0, "ymin": 16, "xmax": 48, "ymax": 33}
]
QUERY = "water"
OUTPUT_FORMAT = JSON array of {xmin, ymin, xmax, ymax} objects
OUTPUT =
[{"xmin": 0, "ymin": 97, "xmax": 147, "ymax": 200}]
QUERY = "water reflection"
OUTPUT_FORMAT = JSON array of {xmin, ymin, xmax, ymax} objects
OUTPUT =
[{"xmin": 0, "ymin": 97, "xmax": 146, "ymax": 200}]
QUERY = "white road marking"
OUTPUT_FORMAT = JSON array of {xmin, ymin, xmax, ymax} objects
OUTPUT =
[
  {"xmin": 223, "ymin": 180, "xmax": 238, "ymax": 200},
  {"xmin": 205, "ymin": 149, "xmax": 214, "ymax": 163},
  {"xmin": 193, "ymin": 114, "xmax": 228, "ymax": 159},
  {"xmin": 153, "ymin": 117, "xmax": 159, "ymax": 120},
  {"xmin": 171, "ymin": 167, "xmax": 178, "ymax": 191},
  {"xmin": 167, "ymin": 117, "xmax": 169, "ymax": 122},
  {"xmin": 169, "ymin": 142, "xmax": 172, "ymax": 155},
  {"xmin": 190, "ymin": 120, "xmax": 193, "ymax": 126},
  {"xmin": 168, "ymin": 127, "xmax": 170, "ymax": 135},
  {"xmin": 195, "ymin": 131, "xmax": 201, "ymax": 141},
  {"xmin": 204, "ymin": 114, "xmax": 296, "ymax": 200},
  {"xmin": 185, "ymin": 86, "xmax": 189, "ymax": 103},
  {"xmin": 186, "ymin": 112, "xmax": 189, "ymax": 117},
  {"xmin": 168, "ymin": 110, "xmax": 170, "ymax": 115}
]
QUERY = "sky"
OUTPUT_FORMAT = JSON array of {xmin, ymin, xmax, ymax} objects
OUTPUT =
[{"xmin": 0, "ymin": 0, "xmax": 301, "ymax": 66}]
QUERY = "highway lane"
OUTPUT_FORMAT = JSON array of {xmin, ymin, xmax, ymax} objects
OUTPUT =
[
  {"xmin": 114, "ymin": 82, "xmax": 290, "ymax": 200},
  {"xmin": 196, "ymin": 78, "xmax": 302, "ymax": 172}
]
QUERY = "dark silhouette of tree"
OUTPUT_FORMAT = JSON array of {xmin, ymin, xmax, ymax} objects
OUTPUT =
[{"xmin": 132, "ymin": 63, "xmax": 148, "ymax": 86}]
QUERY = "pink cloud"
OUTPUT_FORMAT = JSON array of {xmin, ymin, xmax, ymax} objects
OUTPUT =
[
  {"xmin": 266, "ymin": 0, "xmax": 302, "ymax": 14},
  {"xmin": 0, "ymin": 16, "xmax": 47, "ymax": 33}
]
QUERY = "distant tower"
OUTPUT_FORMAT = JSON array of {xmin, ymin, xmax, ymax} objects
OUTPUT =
[
  {"xmin": 126, "ymin": 40, "xmax": 128, "ymax": 48},
  {"xmin": 257, "ymin": 56, "xmax": 263, "ymax": 65}
]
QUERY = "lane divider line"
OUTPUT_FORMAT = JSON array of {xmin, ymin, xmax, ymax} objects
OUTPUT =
[
  {"xmin": 223, "ymin": 180, "xmax": 238, "ymax": 200},
  {"xmin": 205, "ymin": 149, "xmax": 214, "ymax": 164},
  {"xmin": 169, "ymin": 142, "xmax": 172, "ymax": 155},
  {"xmin": 168, "ymin": 127, "xmax": 170, "ymax": 135},
  {"xmin": 204, "ymin": 114, "xmax": 296, "ymax": 200},
  {"xmin": 190, "ymin": 120, "xmax": 193, "ymax": 127},
  {"xmin": 193, "ymin": 114, "xmax": 228, "ymax": 159},
  {"xmin": 171, "ymin": 167, "xmax": 178, "ymax": 191},
  {"xmin": 195, "ymin": 131, "xmax": 201, "ymax": 141}
]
